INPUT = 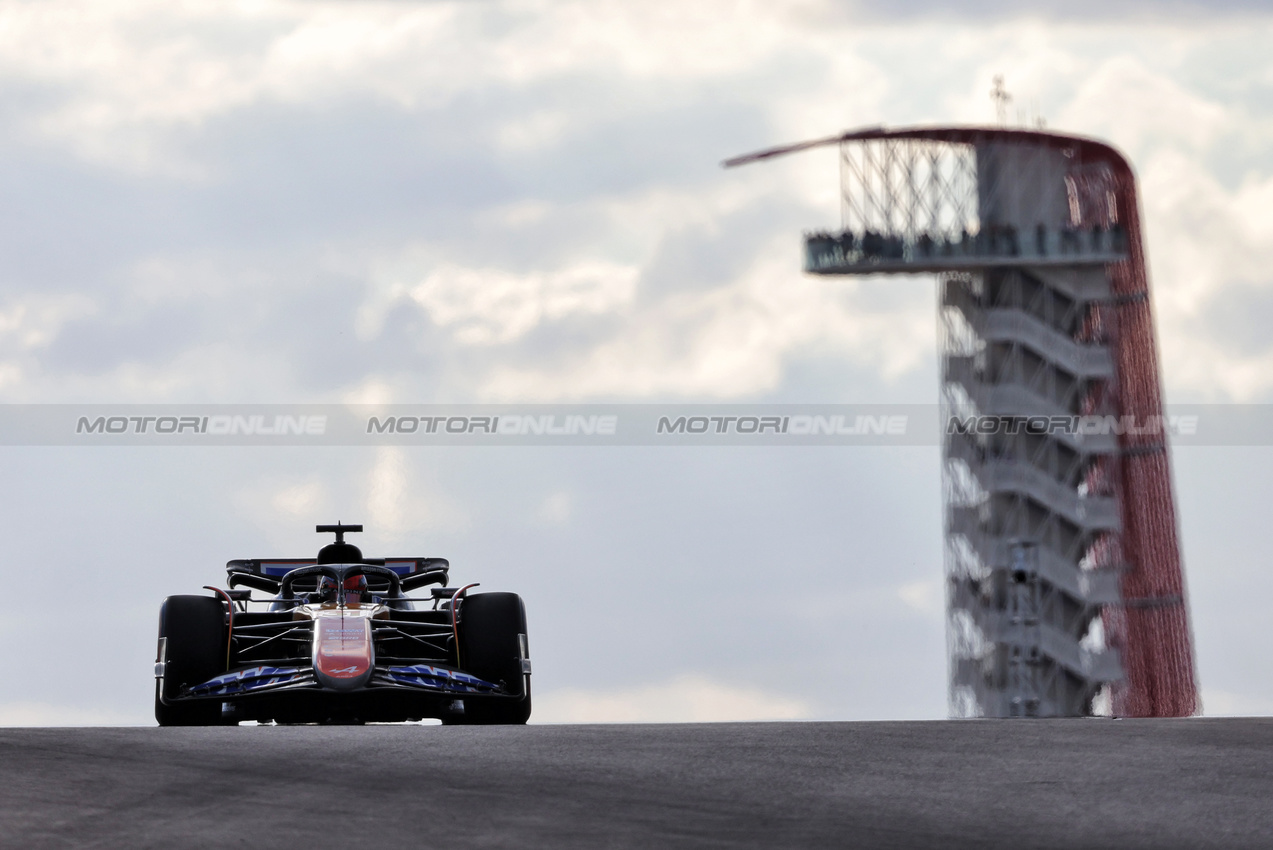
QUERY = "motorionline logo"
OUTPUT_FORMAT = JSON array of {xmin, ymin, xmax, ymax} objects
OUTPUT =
[
  {"xmin": 366, "ymin": 415, "xmax": 618, "ymax": 436},
  {"xmin": 76, "ymin": 415, "xmax": 328, "ymax": 435},
  {"xmin": 656, "ymin": 414, "xmax": 908, "ymax": 435},
  {"xmin": 947, "ymin": 414, "xmax": 1198, "ymax": 437}
]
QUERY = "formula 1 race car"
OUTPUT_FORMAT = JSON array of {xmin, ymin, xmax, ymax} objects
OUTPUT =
[{"xmin": 154, "ymin": 523, "xmax": 531, "ymax": 726}]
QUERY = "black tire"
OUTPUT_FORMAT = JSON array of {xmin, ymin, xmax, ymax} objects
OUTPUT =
[
  {"xmin": 455, "ymin": 592, "xmax": 531, "ymax": 725},
  {"xmin": 155, "ymin": 595, "xmax": 227, "ymax": 726}
]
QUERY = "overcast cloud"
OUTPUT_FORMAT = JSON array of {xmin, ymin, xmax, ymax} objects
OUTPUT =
[{"xmin": 1, "ymin": 1, "xmax": 1272, "ymax": 724}]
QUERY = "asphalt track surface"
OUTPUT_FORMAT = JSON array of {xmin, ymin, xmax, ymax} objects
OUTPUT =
[{"xmin": 1, "ymin": 718, "xmax": 1270, "ymax": 849}]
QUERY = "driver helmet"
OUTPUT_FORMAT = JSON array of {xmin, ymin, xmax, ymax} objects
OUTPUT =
[
  {"xmin": 342, "ymin": 573, "xmax": 368, "ymax": 604},
  {"xmin": 315, "ymin": 575, "xmax": 339, "ymax": 602}
]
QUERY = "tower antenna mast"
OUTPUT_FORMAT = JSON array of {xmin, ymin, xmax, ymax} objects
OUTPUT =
[{"xmin": 991, "ymin": 75, "xmax": 1013, "ymax": 126}]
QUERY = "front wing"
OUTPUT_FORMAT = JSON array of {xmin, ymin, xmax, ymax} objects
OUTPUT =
[{"xmin": 179, "ymin": 663, "xmax": 508, "ymax": 701}]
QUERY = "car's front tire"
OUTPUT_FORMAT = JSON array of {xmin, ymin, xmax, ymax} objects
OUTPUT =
[
  {"xmin": 453, "ymin": 592, "xmax": 531, "ymax": 725},
  {"xmin": 155, "ymin": 595, "xmax": 227, "ymax": 726}
]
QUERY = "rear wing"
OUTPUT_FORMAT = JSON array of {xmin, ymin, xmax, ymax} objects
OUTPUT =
[
  {"xmin": 227, "ymin": 558, "xmax": 448, "ymax": 578},
  {"xmin": 226, "ymin": 557, "xmax": 450, "ymax": 594}
]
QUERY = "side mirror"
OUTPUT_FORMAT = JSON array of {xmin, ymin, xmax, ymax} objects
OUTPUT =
[
  {"xmin": 401, "ymin": 569, "xmax": 449, "ymax": 591},
  {"xmin": 228, "ymin": 572, "xmax": 281, "ymax": 594}
]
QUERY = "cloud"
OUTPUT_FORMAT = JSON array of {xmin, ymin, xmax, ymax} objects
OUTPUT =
[
  {"xmin": 0, "ymin": 294, "xmax": 95, "ymax": 351},
  {"xmin": 534, "ymin": 674, "xmax": 814, "ymax": 723},
  {"xmin": 1057, "ymin": 55, "xmax": 1231, "ymax": 153},
  {"xmin": 537, "ymin": 491, "xmax": 572, "ymax": 525},
  {"xmin": 0, "ymin": 701, "xmax": 142, "ymax": 727},
  {"xmin": 0, "ymin": 1, "xmax": 845, "ymax": 176},
  {"xmin": 6, "ymin": 1, "xmax": 1269, "ymax": 408},
  {"xmin": 466, "ymin": 235, "xmax": 933, "ymax": 400},
  {"xmin": 1141, "ymin": 150, "xmax": 1273, "ymax": 400},
  {"xmin": 898, "ymin": 578, "xmax": 944, "ymax": 615},
  {"xmin": 362, "ymin": 447, "xmax": 470, "ymax": 542},
  {"xmin": 234, "ymin": 473, "xmax": 335, "ymax": 548},
  {"xmin": 832, "ymin": 0, "xmax": 1273, "ymax": 22},
  {"xmin": 272, "ymin": 478, "xmax": 331, "ymax": 519},
  {"xmin": 1200, "ymin": 688, "xmax": 1273, "ymax": 717},
  {"xmin": 405, "ymin": 261, "xmax": 639, "ymax": 346}
]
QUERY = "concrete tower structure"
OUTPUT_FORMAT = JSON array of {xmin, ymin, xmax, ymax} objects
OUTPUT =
[{"xmin": 727, "ymin": 126, "xmax": 1199, "ymax": 718}]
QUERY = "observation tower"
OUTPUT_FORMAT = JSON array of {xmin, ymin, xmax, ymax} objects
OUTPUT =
[{"xmin": 727, "ymin": 126, "xmax": 1199, "ymax": 717}]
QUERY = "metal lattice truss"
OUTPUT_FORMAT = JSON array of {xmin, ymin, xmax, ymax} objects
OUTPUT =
[
  {"xmin": 840, "ymin": 138, "xmax": 978, "ymax": 240},
  {"xmin": 840, "ymin": 136, "xmax": 1120, "ymax": 238},
  {"xmin": 809, "ymin": 136, "xmax": 1128, "ymax": 274}
]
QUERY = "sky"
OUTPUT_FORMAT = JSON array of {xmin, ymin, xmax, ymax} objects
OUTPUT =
[{"xmin": 1, "ymin": 0, "xmax": 1273, "ymax": 724}]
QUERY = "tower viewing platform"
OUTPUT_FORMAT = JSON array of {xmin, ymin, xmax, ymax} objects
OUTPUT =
[{"xmin": 804, "ymin": 224, "xmax": 1126, "ymax": 275}]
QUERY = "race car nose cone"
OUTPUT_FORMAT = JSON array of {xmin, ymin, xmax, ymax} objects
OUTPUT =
[{"xmin": 312, "ymin": 613, "xmax": 374, "ymax": 691}]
